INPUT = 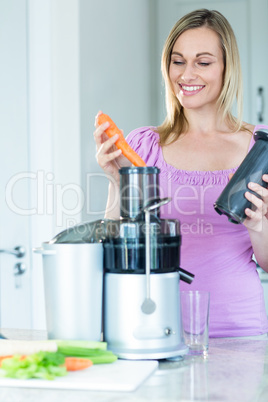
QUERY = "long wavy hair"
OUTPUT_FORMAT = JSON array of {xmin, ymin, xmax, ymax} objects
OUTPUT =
[{"xmin": 157, "ymin": 9, "xmax": 245, "ymax": 145}]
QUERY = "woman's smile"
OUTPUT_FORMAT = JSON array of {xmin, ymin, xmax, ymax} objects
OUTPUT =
[{"xmin": 179, "ymin": 84, "xmax": 205, "ymax": 95}]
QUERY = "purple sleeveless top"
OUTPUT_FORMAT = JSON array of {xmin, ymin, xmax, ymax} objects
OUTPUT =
[{"xmin": 126, "ymin": 125, "xmax": 268, "ymax": 337}]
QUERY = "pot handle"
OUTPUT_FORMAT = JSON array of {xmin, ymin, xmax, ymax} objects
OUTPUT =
[{"xmin": 33, "ymin": 247, "xmax": 56, "ymax": 255}]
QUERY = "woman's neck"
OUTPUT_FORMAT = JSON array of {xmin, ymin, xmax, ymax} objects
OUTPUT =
[{"xmin": 183, "ymin": 107, "xmax": 230, "ymax": 135}]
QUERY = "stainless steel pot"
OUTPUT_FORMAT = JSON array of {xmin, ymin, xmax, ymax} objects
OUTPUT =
[{"xmin": 34, "ymin": 242, "xmax": 103, "ymax": 340}]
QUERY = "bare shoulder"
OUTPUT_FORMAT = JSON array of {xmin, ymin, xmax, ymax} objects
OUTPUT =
[{"xmin": 242, "ymin": 122, "xmax": 255, "ymax": 134}]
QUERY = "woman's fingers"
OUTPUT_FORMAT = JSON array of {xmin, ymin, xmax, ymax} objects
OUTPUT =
[
  {"xmin": 94, "ymin": 122, "xmax": 110, "ymax": 148},
  {"xmin": 94, "ymin": 110, "xmax": 103, "ymax": 127},
  {"xmin": 95, "ymin": 133, "xmax": 122, "ymax": 168},
  {"xmin": 248, "ymin": 181, "xmax": 268, "ymax": 203},
  {"xmin": 96, "ymin": 145, "xmax": 121, "ymax": 167},
  {"xmin": 245, "ymin": 190, "xmax": 263, "ymax": 209},
  {"xmin": 98, "ymin": 133, "xmax": 119, "ymax": 154},
  {"xmin": 245, "ymin": 191, "xmax": 267, "ymax": 214},
  {"xmin": 93, "ymin": 112, "xmax": 130, "ymax": 175},
  {"xmin": 243, "ymin": 180, "xmax": 268, "ymax": 231},
  {"xmin": 262, "ymin": 174, "xmax": 268, "ymax": 184},
  {"xmin": 244, "ymin": 195, "xmax": 264, "ymax": 218}
]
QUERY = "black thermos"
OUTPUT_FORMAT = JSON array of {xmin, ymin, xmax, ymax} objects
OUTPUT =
[{"xmin": 214, "ymin": 129, "xmax": 268, "ymax": 224}]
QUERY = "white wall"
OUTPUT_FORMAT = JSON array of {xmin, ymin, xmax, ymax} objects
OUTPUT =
[
  {"xmin": 28, "ymin": 0, "xmax": 82, "ymax": 329},
  {"xmin": 51, "ymin": 0, "xmax": 82, "ymax": 231},
  {"xmin": 28, "ymin": 0, "xmax": 82, "ymax": 238},
  {"xmin": 28, "ymin": 0, "xmax": 155, "ymax": 230},
  {"xmin": 0, "ymin": 0, "xmax": 32, "ymax": 329},
  {"xmin": 80, "ymin": 0, "xmax": 154, "ymax": 221},
  {"xmin": 30, "ymin": 0, "xmax": 154, "ymax": 328}
]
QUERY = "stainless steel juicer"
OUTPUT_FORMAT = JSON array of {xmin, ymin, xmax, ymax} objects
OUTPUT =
[
  {"xmin": 37, "ymin": 166, "xmax": 194, "ymax": 359},
  {"xmin": 103, "ymin": 167, "xmax": 194, "ymax": 359}
]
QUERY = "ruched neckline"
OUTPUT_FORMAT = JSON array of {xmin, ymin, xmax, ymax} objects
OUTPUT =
[
  {"xmin": 158, "ymin": 159, "xmax": 238, "ymax": 185},
  {"xmin": 126, "ymin": 125, "xmax": 258, "ymax": 185}
]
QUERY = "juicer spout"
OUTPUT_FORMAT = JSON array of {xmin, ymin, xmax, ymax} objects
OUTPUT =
[{"xmin": 178, "ymin": 268, "xmax": 195, "ymax": 284}]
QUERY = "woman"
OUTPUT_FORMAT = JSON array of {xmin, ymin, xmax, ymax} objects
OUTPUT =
[{"xmin": 94, "ymin": 9, "xmax": 268, "ymax": 337}]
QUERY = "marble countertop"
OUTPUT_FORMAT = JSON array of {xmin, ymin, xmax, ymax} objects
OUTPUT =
[{"xmin": 1, "ymin": 329, "xmax": 268, "ymax": 401}]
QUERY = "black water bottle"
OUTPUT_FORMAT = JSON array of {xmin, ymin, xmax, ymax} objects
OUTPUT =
[{"xmin": 214, "ymin": 129, "xmax": 268, "ymax": 224}]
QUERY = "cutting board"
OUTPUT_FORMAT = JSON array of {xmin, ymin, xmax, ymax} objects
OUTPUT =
[{"xmin": 0, "ymin": 359, "xmax": 158, "ymax": 392}]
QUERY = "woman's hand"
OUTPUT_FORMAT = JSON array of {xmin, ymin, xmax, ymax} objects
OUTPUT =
[
  {"xmin": 94, "ymin": 115, "xmax": 131, "ymax": 183},
  {"xmin": 243, "ymin": 174, "xmax": 268, "ymax": 232}
]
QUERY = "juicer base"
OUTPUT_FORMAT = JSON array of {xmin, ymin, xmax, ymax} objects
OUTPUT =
[{"xmin": 109, "ymin": 344, "xmax": 189, "ymax": 360}]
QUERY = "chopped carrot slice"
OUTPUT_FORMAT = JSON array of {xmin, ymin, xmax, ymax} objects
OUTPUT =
[
  {"xmin": 64, "ymin": 357, "xmax": 93, "ymax": 371},
  {"xmin": 0, "ymin": 355, "xmax": 27, "ymax": 366},
  {"xmin": 0, "ymin": 355, "xmax": 13, "ymax": 366}
]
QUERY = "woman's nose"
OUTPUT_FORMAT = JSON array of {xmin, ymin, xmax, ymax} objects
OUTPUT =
[{"xmin": 181, "ymin": 63, "xmax": 197, "ymax": 82}]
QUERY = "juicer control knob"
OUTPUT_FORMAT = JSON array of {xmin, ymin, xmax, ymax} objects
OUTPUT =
[{"xmin": 164, "ymin": 327, "xmax": 174, "ymax": 336}]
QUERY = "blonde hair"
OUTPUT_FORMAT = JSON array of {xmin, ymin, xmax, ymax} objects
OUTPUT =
[{"xmin": 158, "ymin": 9, "xmax": 244, "ymax": 145}]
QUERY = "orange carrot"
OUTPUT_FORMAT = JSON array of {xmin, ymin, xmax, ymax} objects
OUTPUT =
[
  {"xmin": 64, "ymin": 357, "xmax": 93, "ymax": 371},
  {"xmin": 0, "ymin": 355, "xmax": 13, "ymax": 366},
  {"xmin": 0, "ymin": 355, "xmax": 27, "ymax": 367},
  {"xmin": 97, "ymin": 112, "xmax": 147, "ymax": 167}
]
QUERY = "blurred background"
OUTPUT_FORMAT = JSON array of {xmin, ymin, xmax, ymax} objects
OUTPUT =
[{"xmin": 0, "ymin": 0, "xmax": 267, "ymax": 330}]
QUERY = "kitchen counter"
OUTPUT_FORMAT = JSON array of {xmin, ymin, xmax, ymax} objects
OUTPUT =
[{"xmin": 1, "ymin": 329, "xmax": 268, "ymax": 401}]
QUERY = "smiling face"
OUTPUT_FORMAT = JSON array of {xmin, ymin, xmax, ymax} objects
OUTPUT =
[{"xmin": 169, "ymin": 27, "xmax": 225, "ymax": 112}]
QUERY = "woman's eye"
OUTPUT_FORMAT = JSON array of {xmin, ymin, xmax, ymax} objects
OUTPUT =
[
  {"xmin": 173, "ymin": 61, "xmax": 184, "ymax": 65},
  {"xmin": 198, "ymin": 62, "xmax": 210, "ymax": 67}
]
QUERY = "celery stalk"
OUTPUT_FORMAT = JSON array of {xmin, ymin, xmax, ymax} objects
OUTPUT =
[
  {"xmin": 0, "ymin": 352, "xmax": 67, "ymax": 380},
  {"xmin": 55, "ymin": 341, "xmax": 118, "ymax": 364},
  {"xmin": 55, "ymin": 340, "xmax": 107, "ymax": 350}
]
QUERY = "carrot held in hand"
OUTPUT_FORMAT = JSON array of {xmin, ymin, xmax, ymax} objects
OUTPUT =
[{"xmin": 97, "ymin": 112, "xmax": 147, "ymax": 167}]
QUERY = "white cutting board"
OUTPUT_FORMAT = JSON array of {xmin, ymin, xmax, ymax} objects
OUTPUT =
[{"xmin": 0, "ymin": 359, "xmax": 158, "ymax": 392}]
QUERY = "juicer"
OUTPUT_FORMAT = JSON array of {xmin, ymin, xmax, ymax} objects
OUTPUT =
[
  {"xmin": 103, "ymin": 167, "xmax": 194, "ymax": 359},
  {"xmin": 37, "ymin": 166, "xmax": 194, "ymax": 359}
]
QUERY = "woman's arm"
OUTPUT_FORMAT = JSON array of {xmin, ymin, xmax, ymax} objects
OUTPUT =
[
  {"xmin": 243, "ymin": 174, "xmax": 268, "ymax": 271},
  {"xmin": 104, "ymin": 180, "xmax": 121, "ymax": 219}
]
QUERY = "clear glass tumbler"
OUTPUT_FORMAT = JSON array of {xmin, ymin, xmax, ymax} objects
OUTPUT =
[{"xmin": 181, "ymin": 290, "xmax": 210, "ymax": 356}]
